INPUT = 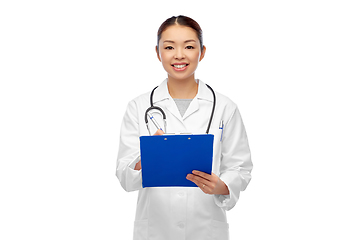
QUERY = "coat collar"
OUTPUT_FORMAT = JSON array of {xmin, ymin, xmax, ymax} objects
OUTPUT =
[{"xmin": 152, "ymin": 78, "xmax": 214, "ymax": 104}]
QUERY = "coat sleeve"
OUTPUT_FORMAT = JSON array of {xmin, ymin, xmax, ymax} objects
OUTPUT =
[
  {"xmin": 115, "ymin": 100, "xmax": 143, "ymax": 192},
  {"xmin": 213, "ymin": 106, "xmax": 253, "ymax": 210}
]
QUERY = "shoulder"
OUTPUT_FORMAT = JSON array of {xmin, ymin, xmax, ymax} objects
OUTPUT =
[
  {"xmin": 210, "ymin": 89, "xmax": 246, "ymax": 126},
  {"xmin": 130, "ymin": 91, "xmax": 151, "ymax": 104},
  {"xmin": 129, "ymin": 79, "xmax": 168, "ymax": 106},
  {"xmin": 214, "ymin": 90, "xmax": 237, "ymax": 106},
  {"xmin": 123, "ymin": 91, "xmax": 151, "ymax": 118},
  {"xmin": 199, "ymin": 80, "xmax": 237, "ymax": 109},
  {"xmin": 210, "ymin": 87, "xmax": 238, "ymax": 114}
]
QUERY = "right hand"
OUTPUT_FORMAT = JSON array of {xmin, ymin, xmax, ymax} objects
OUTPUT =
[
  {"xmin": 153, "ymin": 129, "xmax": 164, "ymax": 135},
  {"xmin": 134, "ymin": 129, "xmax": 164, "ymax": 170}
]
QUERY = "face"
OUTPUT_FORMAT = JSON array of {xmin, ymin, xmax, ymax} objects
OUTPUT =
[{"xmin": 156, "ymin": 25, "xmax": 206, "ymax": 82}]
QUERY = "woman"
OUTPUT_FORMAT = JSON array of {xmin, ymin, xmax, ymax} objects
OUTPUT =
[{"xmin": 116, "ymin": 15, "xmax": 253, "ymax": 240}]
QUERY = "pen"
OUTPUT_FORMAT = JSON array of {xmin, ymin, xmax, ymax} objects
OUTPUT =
[
  {"xmin": 219, "ymin": 120, "xmax": 224, "ymax": 141},
  {"xmin": 147, "ymin": 112, "xmax": 163, "ymax": 131}
]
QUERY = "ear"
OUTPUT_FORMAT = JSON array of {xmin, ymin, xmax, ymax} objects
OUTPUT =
[
  {"xmin": 156, "ymin": 46, "xmax": 161, "ymax": 62},
  {"xmin": 199, "ymin": 45, "xmax": 206, "ymax": 62}
]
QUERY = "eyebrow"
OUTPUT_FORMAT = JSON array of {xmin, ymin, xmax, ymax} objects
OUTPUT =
[{"xmin": 163, "ymin": 39, "xmax": 196, "ymax": 44}]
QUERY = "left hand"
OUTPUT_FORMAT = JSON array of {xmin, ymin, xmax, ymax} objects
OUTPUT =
[{"xmin": 186, "ymin": 171, "xmax": 229, "ymax": 195}]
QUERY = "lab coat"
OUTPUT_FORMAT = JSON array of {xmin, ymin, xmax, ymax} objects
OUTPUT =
[{"xmin": 116, "ymin": 79, "xmax": 253, "ymax": 240}]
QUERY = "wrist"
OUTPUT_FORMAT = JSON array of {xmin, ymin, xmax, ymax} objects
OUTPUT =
[{"xmin": 216, "ymin": 179, "xmax": 229, "ymax": 195}]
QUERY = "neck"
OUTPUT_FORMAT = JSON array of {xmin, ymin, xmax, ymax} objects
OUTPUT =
[{"xmin": 167, "ymin": 76, "xmax": 198, "ymax": 99}]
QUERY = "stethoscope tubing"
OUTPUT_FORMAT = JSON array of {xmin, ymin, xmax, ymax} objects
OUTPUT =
[
  {"xmin": 204, "ymin": 84, "xmax": 216, "ymax": 134},
  {"xmin": 145, "ymin": 84, "xmax": 216, "ymax": 135}
]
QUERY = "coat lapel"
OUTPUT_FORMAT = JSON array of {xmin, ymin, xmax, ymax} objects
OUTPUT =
[
  {"xmin": 183, "ymin": 80, "xmax": 213, "ymax": 120},
  {"xmin": 152, "ymin": 79, "xmax": 184, "ymax": 123},
  {"xmin": 182, "ymin": 98, "xmax": 199, "ymax": 120},
  {"xmin": 165, "ymin": 98, "xmax": 184, "ymax": 123},
  {"xmin": 152, "ymin": 78, "xmax": 214, "ymax": 123}
]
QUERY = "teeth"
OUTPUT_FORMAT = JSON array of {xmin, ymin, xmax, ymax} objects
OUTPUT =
[{"xmin": 173, "ymin": 64, "xmax": 187, "ymax": 68}]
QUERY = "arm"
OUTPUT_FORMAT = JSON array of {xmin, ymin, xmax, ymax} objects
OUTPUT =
[
  {"xmin": 185, "ymin": 107, "xmax": 252, "ymax": 210},
  {"xmin": 215, "ymin": 107, "xmax": 253, "ymax": 210},
  {"xmin": 115, "ymin": 100, "xmax": 143, "ymax": 192}
]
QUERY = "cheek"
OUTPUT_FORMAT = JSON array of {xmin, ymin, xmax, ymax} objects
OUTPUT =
[
  {"xmin": 160, "ymin": 53, "xmax": 171, "ymax": 64},
  {"xmin": 190, "ymin": 51, "xmax": 201, "ymax": 62}
]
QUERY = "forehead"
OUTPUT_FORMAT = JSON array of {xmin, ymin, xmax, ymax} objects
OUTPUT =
[{"xmin": 160, "ymin": 25, "xmax": 199, "ymax": 43}]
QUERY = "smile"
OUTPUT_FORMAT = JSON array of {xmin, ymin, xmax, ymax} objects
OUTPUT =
[{"xmin": 171, "ymin": 64, "xmax": 189, "ymax": 71}]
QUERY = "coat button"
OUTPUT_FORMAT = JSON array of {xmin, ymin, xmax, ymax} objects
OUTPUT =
[{"xmin": 178, "ymin": 222, "xmax": 185, "ymax": 229}]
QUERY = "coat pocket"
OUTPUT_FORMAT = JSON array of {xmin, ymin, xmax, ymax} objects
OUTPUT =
[
  {"xmin": 211, "ymin": 128, "xmax": 223, "ymax": 174},
  {"xmin": 211, "ymin": 219, "xmax": 229, "ymax": 240},
  {"xmin": 133, "ymin": 219, "xmax": 148, "ymax": 240}
]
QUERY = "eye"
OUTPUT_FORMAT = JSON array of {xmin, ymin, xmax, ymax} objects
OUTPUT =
[
  {"xmin": 165, "ymin": 46, "xmax": 174, "ymax": 50},
  {"xmin": 186, "ymin": 46, "xmax": 195, "ymax": 49}
]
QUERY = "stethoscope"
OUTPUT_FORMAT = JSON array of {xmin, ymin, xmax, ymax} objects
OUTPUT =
[{"xmin": 145, "ymin": 84, "xmax": 216, "ymax": 135}]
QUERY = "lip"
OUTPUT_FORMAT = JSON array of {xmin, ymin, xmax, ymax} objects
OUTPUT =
[
  {"xmin": 171, "ymin": 62, "xmax": 189, "ymax": 72},
  {"xmin": 172, "ymin": 62, "xmax": 188, "ymax": 65}
]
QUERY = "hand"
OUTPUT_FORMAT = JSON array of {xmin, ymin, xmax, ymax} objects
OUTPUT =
[
  {"xmin": 186, "ymin": 171, "xmax": 229, "ymax": 195},
  {"xmin": 134, "ymin": 160, "xmax": 141, "ymax": 171},
  {"xmin": 153, "ymin": 129, "xmax": 164, "ymax": 135},
  {"xmin": 134, "ymin": 129, "xmax": 164, "ymax": 171}
]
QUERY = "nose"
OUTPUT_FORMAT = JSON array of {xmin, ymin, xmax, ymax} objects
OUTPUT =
[{"xmin": 174, "ymin": 48, "xmax": 185, "ymax": 60}]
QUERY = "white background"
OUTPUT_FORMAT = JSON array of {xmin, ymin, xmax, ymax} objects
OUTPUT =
[{"xmin": 1, "ymin": 0, "xmax": 359, "ymax": 239}]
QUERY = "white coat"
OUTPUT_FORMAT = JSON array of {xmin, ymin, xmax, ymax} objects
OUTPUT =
[{"xmin": 116, "ymin": 78, "xmax": 253, "ymax": 240}]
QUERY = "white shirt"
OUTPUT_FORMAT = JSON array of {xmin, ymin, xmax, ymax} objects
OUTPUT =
[{"xmin": 116, "ymin": 79, "xmax": 253, "ymax": 240}]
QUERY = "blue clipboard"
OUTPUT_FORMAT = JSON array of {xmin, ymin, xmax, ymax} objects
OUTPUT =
[{"xmin": 139, "ymin": 134, "xmax": 214, "ymax": 188}]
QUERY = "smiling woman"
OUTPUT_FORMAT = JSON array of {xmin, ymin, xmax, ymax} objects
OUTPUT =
[{"xmin": 116, "ymin": 15, "xmax": 253, "ymax": 240}]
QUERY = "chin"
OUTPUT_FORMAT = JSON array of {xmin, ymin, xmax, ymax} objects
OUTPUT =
[{"xmin": 169, "ymin": 74, "xmax": 195, "ymax": 81}]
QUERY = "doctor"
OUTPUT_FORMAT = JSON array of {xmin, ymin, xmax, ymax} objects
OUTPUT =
[{"xmin": 116, "ymin": 15, "xmax": 253, "ymax": 240}]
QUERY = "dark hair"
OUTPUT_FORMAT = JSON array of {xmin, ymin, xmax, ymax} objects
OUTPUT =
[{"xmin": 157, "ymin": 15, "xmax": 203, "ymax": 51}]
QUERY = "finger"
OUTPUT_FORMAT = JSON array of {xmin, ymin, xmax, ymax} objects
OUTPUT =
[
  {"xmin": 188, "ymin": 178, "xmax": 209, "ymax": 193},
  {"xmin": 192, "ymin": 170, "xmax": 212, "ymax": 181},
  {"xmin": 153, "ymin": 129, "xmax": 164, "ymax": 135},
  {"xmin": 187, "ymin": 174, "xmax": 211, "ymax": 186},
  {"xmin": 188, "ymin": 176, "xmax": 215, "ymax": 194}
]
